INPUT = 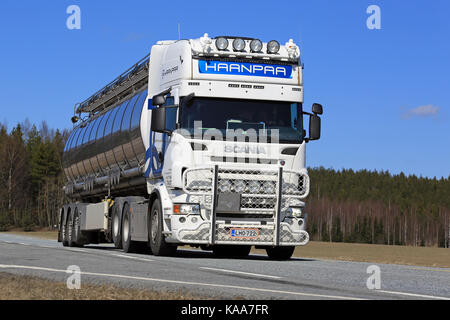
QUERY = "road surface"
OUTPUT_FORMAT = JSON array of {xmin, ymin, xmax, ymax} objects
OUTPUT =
[{"xmin": 0, "ymin": 233, "xmax": 449, "ymax": 300}]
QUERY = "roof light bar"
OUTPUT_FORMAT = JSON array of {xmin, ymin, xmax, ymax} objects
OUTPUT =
[
  {"xmin": 250, "ymin": 39, "xmax": 263, "ymax": 53},
  {"xmin": 267, "ymin": 40, "xmax": 280, "ymax": 54},
  {"xmin": 232, "ymin": 38, "xmax": 246, "ymax": 52},
  {"xmin": 215, "ymin": 37, "xmax": 229, "ymax": 51}
]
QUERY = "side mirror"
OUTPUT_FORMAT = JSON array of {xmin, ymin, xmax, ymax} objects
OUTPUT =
[
  {"xmin": 151, "ymin": 107, "xmax": 167, "ymax": 133},
  {"xmin": 309, "ymin": 114, "xmax": 321, "ymax": 140},
  {"xmin": 152, "ymin": 87, "xmax": 172, "ymax": 106},
  {"xmin": 152, "ymin": 94, "xmax": 166, "ymax": 106},
  {"xmin": 312, "ymin": 103, "xmax": 323, "ymax": 115}
]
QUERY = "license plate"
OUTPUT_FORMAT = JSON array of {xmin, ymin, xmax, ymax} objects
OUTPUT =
[{"xmin": 230, "ymin": 228, "xmax": 259, "ymax": 239}]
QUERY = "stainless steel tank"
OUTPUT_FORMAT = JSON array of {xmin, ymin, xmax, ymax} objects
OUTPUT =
[{"xmin": 62, "ymin": 89, "xmax": 148, "ymax": 190}]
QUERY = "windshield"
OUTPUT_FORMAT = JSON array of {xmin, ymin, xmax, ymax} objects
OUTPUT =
[{"xmin": 179, "ymin": 97, "xmax": 303, "ymax": 144}]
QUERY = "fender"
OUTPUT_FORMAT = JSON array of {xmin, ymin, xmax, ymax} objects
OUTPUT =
[{"xmin": 149, "ymin": 183, "xmax": 173, "ymax": 233}]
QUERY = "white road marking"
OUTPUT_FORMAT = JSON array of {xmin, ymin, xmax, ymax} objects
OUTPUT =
[
  {"xmin": 111, "ymin": 254, "xmax": 153, "ymax": 262},
  {"xmin": 408, "ymin": 267, "xmax": 450, "ymax": 273},
  {"xmin": 377, "ymin": 290, "xmax": 450, "ymax": 300},
  {"xmin": 0, "ymin": 264, "xmax": 364, "ymax": 300},
  {"xmin": 199, "ymin": 266, "xmax": 282, "ymax": 279},
  {"xmin": 66, "ymin": 248, "xmax": 89, "ymax": 253}
]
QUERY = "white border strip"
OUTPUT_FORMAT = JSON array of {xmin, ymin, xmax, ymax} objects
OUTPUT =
[
  {"xmin": 0, "ymin": 264, "xmax": 364, "ymax": 300},
  {"xmin": 199, "ymin": 267, "xmax": 282, "ymax": 279},
  {"xmin": 377, "ymin": 290, "xmax": 450, "ymax": 300}
]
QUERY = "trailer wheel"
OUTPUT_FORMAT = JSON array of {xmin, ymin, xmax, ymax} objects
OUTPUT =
[
  {"xmin": 67, "ymin": 210, "xmax": 76, "ymax": 247},
  {"xmin": 148, "ymin": 199, "xmax": 177, "ymax": 256},
  {"xmin": 112, "ymin": 206, "xmax": 122, "ymax": 249},
  {"xmin": 61, "ymin": 209, "xmax": 69, "ymax": 247},
  {"xmin": 266, "ymin": 246, "xmax": 295, "ymax": 260},
  {"xmin": 72, "ymin": 208, "xmax": 83, "ymax": 247},
  {"xmin": 213, "ymin": 245, "xmax": 251, "ymax": 258},
  {"xmin": 121, "ymin": 203, "xmax": 139, "ymax": 253}
]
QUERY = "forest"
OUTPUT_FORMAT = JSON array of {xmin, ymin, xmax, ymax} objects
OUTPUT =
[{"xmin": 0, "ymin": 120, "xmax": 449, "ymax": 248}]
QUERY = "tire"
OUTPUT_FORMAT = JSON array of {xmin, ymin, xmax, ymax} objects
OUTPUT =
[
  {"xmin": 112, "ymin": 206, "xmax": 122, "ymax": 249},
  {"xmin": 67, "ymin": 211, "xmax": 76, "ymax": 247},
  {"xmin": 213, "ymin": 245, "xmax": 251, "ymax": 258},
  {"xmin": 266, "ymin": 246, "xmax": 295, "ymax": 260},
  {"xmin": 72, "ymin": 208, "xmax": 83, "ymax": 247},
  {"xmin": 121, "ymin": 203, "xmax": 139, "ymax": 253},
  {"xmin": 148, "ymin": 199, "xmax": 177, "ymax": 256}
]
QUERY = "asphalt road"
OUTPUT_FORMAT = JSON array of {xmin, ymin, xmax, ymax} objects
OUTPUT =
[{"xmin": 0, "ymin": 233, "xmax": 449, "ymax": 300}]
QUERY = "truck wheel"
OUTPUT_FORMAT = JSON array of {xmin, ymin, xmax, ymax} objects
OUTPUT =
[
  {"xmin": 67, "ymin": 211, "xmax": 76, "ymax": 247},
  {"xmin": 72, "ymin": 208, "xmax": 83, "ymax": 247},
  {"xmin": 148, "ymin": 199, "xmax": 177, "ymax": 256},
  {"xmin": 112, "ymin": 206, "xmax": 122, "ymax": 249},
  {"xmin": 266, "ymin": 246, "xmax": 295, "ymax": 260},
  {"xmin": 213, "ymin": 245, "xmax": 251, "ymax": 258},
  {"xmin": 121, "ymin": 203, "xmax": 139, "ymax": 253}
]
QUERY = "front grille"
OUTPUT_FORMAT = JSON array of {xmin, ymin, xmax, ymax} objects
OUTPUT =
[{"xmin": 183, "ymin": 167, "xmax": 310, "ymax": 213}]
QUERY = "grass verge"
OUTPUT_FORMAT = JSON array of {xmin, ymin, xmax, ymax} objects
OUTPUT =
[{"xmin": 0, "ymin": 272, "xmax": 212, "ymax": 300}]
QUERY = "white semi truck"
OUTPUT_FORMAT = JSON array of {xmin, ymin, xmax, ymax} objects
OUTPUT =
[{"xmin": 58, "ymin": 34, "xmax": 323, "ymax": 260}]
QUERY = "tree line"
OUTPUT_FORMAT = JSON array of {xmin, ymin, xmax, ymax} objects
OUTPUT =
[
  {"xmin": 0, "ymin": 120, "xmax": 68, "ymax": 231},
  {"xmin": 0, "ymin": 120, "xmax": 448, "ymax": 247},
  {"xmin": 306, "ymin": 167, "xmax": 450, "ymax": 247}
]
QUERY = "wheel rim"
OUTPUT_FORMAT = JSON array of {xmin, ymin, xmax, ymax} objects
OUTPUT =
[
  {"xmin": 113, "ymin": 213, "xmax": 119, "ymax": 237},
  {"xmin": 151, "ymin": 209, "xmax": 158, "ymax": 242},
  {"xmin": 123, "ymin": 214, "xmax": 129, "ymax": 241},
  {"xmin": 67, "ymin": 215, "xmax": 73, "ymax": 240},
  {"xmin": 74, "ymin": 213, "xmax": 79, "ymax": 239}
]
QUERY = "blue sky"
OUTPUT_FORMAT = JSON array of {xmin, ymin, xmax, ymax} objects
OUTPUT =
[{"xmin": 0, "ymin": 1, "xmax": 448, "ymax": 178}]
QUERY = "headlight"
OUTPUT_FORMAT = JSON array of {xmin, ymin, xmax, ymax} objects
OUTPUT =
[
  {"xmin": 233, "ymin": 180, "xmax": 246, "ymax": 193},
  {"xmin": 218, "ymin": 179, "xmax": 232, "ymax": 193},
  {"xmin": 247, "ymin": 181, "xmax": 261, "ymax": 194},
  {"xmin": 250, "ymin": 39, "xmax": 263, "ymax": 52},
  {"xmin": 187, "ymin": 180, "xmax": 211, "ymax": 191},
  {"xmin": 173, "ymin": 204, "xmax": 200, "ymax": 215},
  {"xmin": 232, "ymin": 38, "xmax": 246, "ymax": 51},
  {"xmin": 267, "ymin": 40, "xmax": 280, "ymax": 54},
  {"xmin": 262, "ymin": 181, "xmax": 276, "ymax": 194},
  {"xmin": 215, "ymin": 37, "xmax": 229, "ymax": 50}
]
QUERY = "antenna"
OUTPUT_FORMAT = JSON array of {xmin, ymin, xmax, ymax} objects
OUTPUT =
[{"xmin": 178, "ymin": 23, "xmax": 181, "ymax": 40}]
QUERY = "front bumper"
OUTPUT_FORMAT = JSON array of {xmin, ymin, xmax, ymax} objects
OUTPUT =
[{"xmin": 170, "ymin": 165, "xmax": 310, "ymax": 246}]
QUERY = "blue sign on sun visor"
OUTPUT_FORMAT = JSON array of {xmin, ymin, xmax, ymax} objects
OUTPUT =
[{"xmin": 198, "ymin": 60, "xmax": 293, "ymax": 79}]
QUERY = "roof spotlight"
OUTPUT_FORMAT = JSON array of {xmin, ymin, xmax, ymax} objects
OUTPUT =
[
  {"xmin": 250, "ymin": 39, "xmax": 263, "ymax": 52},
  {"xmin": 215, "ymin": 37, "xmax": 229, "ymax": 51},
  {"xmin": 267, "ymin": 40, "xmax": 280, "ymax": 54},
  {"xmin": 232, "ymin": 38, "xmax": 246, "ymax": 51}
]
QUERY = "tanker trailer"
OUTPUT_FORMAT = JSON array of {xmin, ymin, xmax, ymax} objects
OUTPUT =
[{"xmin": 58, "ymin": 34, "xmax": 323, "ymax": 260}]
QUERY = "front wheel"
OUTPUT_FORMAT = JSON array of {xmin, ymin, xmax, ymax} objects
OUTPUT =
[
  {"xmin": 112, "ymin": 206, "xmax": 122, "ymax": 249},
  {"xmin": 266, "ymin": 246, "xmax": 295, "ymax": 260},
  {"xmin": 148, "ymin": 199, "xmax": 177, "ymax": 256}
]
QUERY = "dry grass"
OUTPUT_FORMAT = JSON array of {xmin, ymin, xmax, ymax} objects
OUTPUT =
[
  {"xmin": 254, "ymin": 241, "xmax": 450, "ymax": 268},
  {"xmin": 0, "ymin": 272, "xmax": 212, "ymax": 300}
]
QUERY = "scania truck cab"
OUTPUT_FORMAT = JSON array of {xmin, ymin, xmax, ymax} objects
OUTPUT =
[{"xmin": 59, "ymin": 34, "xmax": 323, "ymax": 260}]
